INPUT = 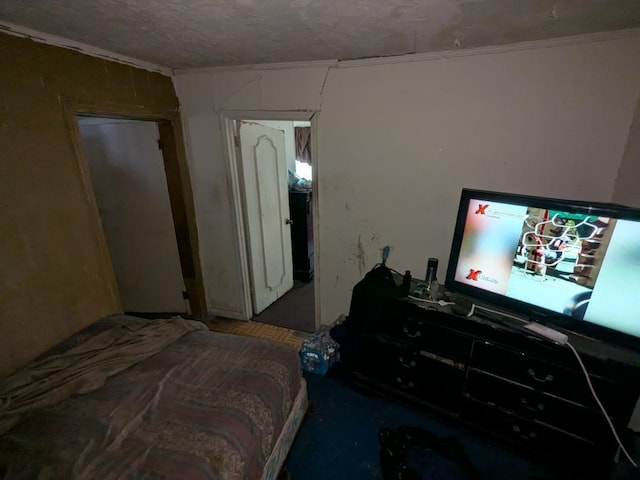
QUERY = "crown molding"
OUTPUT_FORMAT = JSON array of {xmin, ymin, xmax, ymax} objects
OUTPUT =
[
  {"xmin": 336, "ymin": 27, "xmax": 640, "ymax": 69},
  {"xmin": 174, "ymin": 58, "xmax": 338, "ymax": 75},
  {"xmin": 0, "ymin": 21, "xmax": 173, "ymax": 76},
  {"xmin": 3, "ymin": 20, "xmax": 638, "ymax": 77}
]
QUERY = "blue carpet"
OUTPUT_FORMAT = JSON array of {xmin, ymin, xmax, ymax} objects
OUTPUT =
[{"xmin": 284, "ymin": 371, "xmax": 559, "ymax": 479}]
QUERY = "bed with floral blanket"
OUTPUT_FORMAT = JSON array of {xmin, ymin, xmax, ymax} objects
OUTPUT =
[{"xmin": 0, "ymin": 315, "xmax": 307, "ymax": 480}]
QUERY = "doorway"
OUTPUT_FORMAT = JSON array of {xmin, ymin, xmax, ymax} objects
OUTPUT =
[
  {"xmin": 229, "ymin": 116, "xmax": 317, "ymax": 332},
  {"xmin": 77, "ymin": 116, "xmax": 189, "ymax": 316}
]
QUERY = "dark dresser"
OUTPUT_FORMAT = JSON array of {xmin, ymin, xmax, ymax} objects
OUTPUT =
[
  {"xmin": 348, "ymin": 297, "xmax": 640, "ymax": 472},
  {"xmin": 289, "ymin": 190, "xmax": 313, "ymax": 282}
]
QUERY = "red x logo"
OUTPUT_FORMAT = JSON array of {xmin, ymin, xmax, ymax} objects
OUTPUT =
[
  {"xmin": 475, "ymin": 204, "xmax": 489, "ymax": 215},
  {"xmin": 466, "ymin": 269, "xmax": 482, "ymax": 281}
]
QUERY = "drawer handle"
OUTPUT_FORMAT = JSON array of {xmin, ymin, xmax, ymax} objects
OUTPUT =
[
  {"xmin": 521, "ymin": 398, "xmax": 545, "ymax": 412},
  {"xmin": 527, "ymin": 369, "xmax": 554, "ymax": 383},
  {"xmin": 398, "ymin": 356, "xmax": 416, "ymax": 368},
  {"xmin": 402, "ymin": 327, "xmax": 421, "ymax": 338},
  {"xmin": 395, "ymin": 378, "xmax": 415, "ymax": 389},
  {"xmin": 512, "ymin": 425, "xmax": 537, "ymax": 439}
]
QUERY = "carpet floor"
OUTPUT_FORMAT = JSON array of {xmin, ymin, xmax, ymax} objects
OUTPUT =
[{"xmin": 283, "ymin": 370, "xmax": 633, "ymax": 480}]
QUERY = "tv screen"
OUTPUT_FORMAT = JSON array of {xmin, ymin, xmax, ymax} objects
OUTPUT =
[{"xmin": 445, "ymin": 189, "xmax": 640, "ymax": 347}]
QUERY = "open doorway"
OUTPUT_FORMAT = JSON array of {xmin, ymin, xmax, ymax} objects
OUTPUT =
[
  {"xmin": 232, "ymin": 118, "xmax": 316, "ymax": 332},
  {"xmin": 76, "ymin": 116, "xmax": 190, "ymax": 316}
]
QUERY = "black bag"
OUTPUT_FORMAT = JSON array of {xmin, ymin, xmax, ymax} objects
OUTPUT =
[
  {"xmin": 379, "ymin": 426, "xmax": 481, "ymax": 480},
  {"xmin": 331, "ymin": 264, "xmax": 405, "ymax": 365},
  {"xmin": 348, "ymin": 264, "xmax": 406, "ymax": 332}
]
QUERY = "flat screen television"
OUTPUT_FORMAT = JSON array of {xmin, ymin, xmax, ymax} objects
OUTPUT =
[{"xmin": 445, "ymin": 188, "xmax": 640, "ymax": 349}]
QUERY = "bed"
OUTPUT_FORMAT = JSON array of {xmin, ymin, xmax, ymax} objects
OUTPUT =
[{"xmin": 0, "ymin": 315, "xmax": 307, "ymax": 479}]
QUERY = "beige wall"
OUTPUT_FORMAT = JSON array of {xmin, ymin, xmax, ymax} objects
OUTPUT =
[
  {"xmin": 613, "ymin": 93, "xmax": 640, "ymax": 207},
  {"xmin": 0, "ymin": 33, "xmax": 183, "ymax": 377},
  {"xmin": 175, "ymin": 69, "xmax": 325, "ymax": 319},
  {"xmin": 175, "ymin": 34, "xmax": 640, "ymax": 326}
]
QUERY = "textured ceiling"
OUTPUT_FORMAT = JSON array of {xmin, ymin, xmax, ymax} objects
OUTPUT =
[{"xmin": 1, "ymin": 0, "xmax": 639, "ymax": 70}]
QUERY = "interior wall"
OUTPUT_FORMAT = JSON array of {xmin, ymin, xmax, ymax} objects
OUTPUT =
[
  {"xmin": 174, "ymin": 68, "xmax": 326, "ymax": 318},
  {"xmin": 175, "ymin": 35, "xmax": 640, "ymax": 326},
  {"xmin": 0, "ymin": 32, "xmax": 182, "ymax": 377},
  {"xmin": 612, "ymin": 93, "xmax": 640, "ymax": 207}
]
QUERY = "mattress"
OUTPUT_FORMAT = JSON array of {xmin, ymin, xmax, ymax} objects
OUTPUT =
[{"xmin": 0, "ymin": 316, "xmax": 303, "ymax": 479}]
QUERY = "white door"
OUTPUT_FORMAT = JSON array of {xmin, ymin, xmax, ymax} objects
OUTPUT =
[
  {"xmin": 238, "ymin": 121, "xmax": 294, "ymax": 314},
  {"xmin": 78, "ymin": 117, "xmax": 187, "ymax": 313}
]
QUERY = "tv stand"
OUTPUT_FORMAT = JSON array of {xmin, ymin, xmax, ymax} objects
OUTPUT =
[{"xmin": 345, "ymin": 296, "xmax": 640, "ymax": 472}]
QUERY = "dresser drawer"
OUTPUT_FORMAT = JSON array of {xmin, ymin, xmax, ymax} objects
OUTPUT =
[
  {"xmin": 465, "ymin": 369, "xmax": 611, "ymax": 442},
  {"xmin": 356, "ymin": 336, "xmax": 465, "ymax": 410},
  {"xmin": 381, "ymin": 312, "xmax": 473, "ymax": 363},
  {"xmin": 460, "ymin": 398, "xmax": 614, "ymax": 464},
  {"xmin": 469, "ymin": 342, "xmax": 624, "ymax": 410}
]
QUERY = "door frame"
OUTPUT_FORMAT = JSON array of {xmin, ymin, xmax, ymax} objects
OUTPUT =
[
  {"xmin": 220, "ymin": 110, "xmax": 319, "ymax": 329},
  {"xmin": 62, "ymin": 98, "xmax": 206, "ymax": 318}
]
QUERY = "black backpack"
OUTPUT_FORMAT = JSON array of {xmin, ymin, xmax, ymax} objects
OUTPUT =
[
  {"xmin": 348, "ymin": 264, "xmax": 406, "ymax": 333},
  {"xmin": 331, "ymin": 264, "xmax": 406, "ymax": 365}
]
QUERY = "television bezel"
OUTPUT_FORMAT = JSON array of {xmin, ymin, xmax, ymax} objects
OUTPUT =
[{"xmin": 445, "ymin": 188, "xmax": 640, "ymax": 350}]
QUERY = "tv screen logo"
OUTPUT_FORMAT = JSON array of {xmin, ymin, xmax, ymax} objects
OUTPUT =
[
  {"xmin": 466, "ymin": 269, "xmax": 482, "ymax": 281},
  {"xmin": 475, "ymin": 204, "xmax": 489, "ymax": 215},
  {"xmin": 465, "ymin": 268, "xmax": 499, "ymax": 284}
]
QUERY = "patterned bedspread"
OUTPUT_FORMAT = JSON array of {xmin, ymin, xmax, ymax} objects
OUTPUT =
[{"xmin": 0, "ymin": 316, "xmax": 302, "ymax": 479}]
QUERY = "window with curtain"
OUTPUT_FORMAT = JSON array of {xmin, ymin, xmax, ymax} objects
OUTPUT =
[
  {"xmin": 295, "ymin": 126, "xmax": 311, "ymax": 165},
  {"xmin": 294, "ymin": 126, "xmax": 312, "ymax": 180}
]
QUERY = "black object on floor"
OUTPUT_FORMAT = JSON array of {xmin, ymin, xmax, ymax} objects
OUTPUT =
[{"xmin": 379, "ymin": 426, "xmax": 481, "ymax": 480}]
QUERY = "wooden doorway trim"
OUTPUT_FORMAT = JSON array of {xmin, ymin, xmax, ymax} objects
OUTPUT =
[{"xmin": 62, "ymin": 98, "xmax": 206, "ymax": 318}]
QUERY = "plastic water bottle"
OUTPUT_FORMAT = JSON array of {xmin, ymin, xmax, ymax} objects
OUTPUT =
[
  {"xmin": 429, "ymin": 280, "xmax": 439, "ymax": 301},
  {"xmin": 301, "ymin": 349, "xmax": 321, "ymax": 372},
  {"xmin": 299, "ymin": 331, "xmax": 338, "ymax": 374}
]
